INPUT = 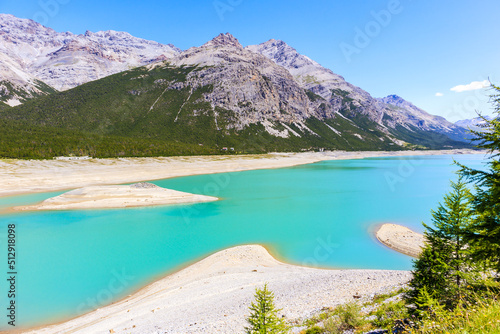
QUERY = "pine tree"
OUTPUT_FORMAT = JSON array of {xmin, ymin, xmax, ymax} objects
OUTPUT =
[
  {"xmin": 406, "ymin": 178, "xmax": 477, "ymax": 311},
  {"xmin": 406, "ymin": 241, "xmax": 450, "ymax": 311},
  {"xmin": 458, "ymin": 83, "xmax": 500, "ymax": 277},
  {"xmin": 245, "ymin": 283, "xmax": 288, "ymax": 334}
]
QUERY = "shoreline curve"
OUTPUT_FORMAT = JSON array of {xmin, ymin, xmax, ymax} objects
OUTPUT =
[
  {"xmin": 0, "ymin": 149, "xmax": 481, "ymax": 198},
  {"xmin": 23, "ymin": 244, "xmax": 411, "ymax": 334}
]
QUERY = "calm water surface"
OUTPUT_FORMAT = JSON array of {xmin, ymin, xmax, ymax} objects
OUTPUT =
[{"xmin": 0, "ymin": 154, "xmax": 486, "ymax": 329}]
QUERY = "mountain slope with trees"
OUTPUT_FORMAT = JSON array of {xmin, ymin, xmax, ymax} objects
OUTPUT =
[{"xmin": 0, "ymin": 34, "xmax": 472, "ymax": 158}]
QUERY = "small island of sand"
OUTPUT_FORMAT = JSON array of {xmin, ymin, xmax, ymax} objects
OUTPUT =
[
  {"xmin": 375, "ymin": 223, "xmax": 425, "ymax": 258},
  {"xmin": 14, "ymin": 182, "xmax": 218, "ymax": 211}
]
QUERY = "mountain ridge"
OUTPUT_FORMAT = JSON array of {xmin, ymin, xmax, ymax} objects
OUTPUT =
[
  {"xmin": 0, "ymin": 17, "xmax": 473, "ymax": 158},
  {"xmin": 0, "ymin": 13, "xmax": 180, "ymax": 105},
  {"xmin": 455, "ymin": 115, "xmax": 493, "ymax": 133},
  {"xmin": 247, "ymin": 39, "xmax": 471, "ymax": 143}
]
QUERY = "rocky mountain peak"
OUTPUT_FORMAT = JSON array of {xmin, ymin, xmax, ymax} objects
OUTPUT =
[
  {"xmin": 250, "ymin": 39, "xmax": 470, "ymax": 141},
  {"xmin": 0, "ymin": 14, "xmax": 182, "ymax": 93},
  {"xmin": 264, "ymin": 39, "xmax": 287, "ymax": 47},
  {"xmin": 246, "ymin": 38, "xmax": 354, "ymax": 102},
  {"xmin": 247, "ymin": 39, "xmax": 319, "ymax": 67},
  {"xmin": 0, "ymin": 13, "xmax": 54, "ymax": 36},
  {"xmin": 378, "ymin": 95, "xmax": 419, "ymax": 111},
  {"xmin": 203, "ymin": 33, "xmax": 242, "ymax": 49},
  {"xmin": 86, "ymin": 30, "xmax": 133, "ymax": 40},
  {"xmin": 381, "ymin": 94, "xmax": 405, "ymax": 104}
]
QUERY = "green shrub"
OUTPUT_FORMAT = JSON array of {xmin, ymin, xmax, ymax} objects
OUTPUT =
[
  {"xmin": 416, "ymin": 294, "xmax": 500, "ymax": 333},
  {"xmin": 371, "ymin": 300, "xmax": 409, "ymax": 329},
  {"xmin": 304, "ymin": 326, "xmax": 323, "ymax": 334},
  {"xmin": 334, "ymin": 302, "xmax": 365, "ymax": 330}
]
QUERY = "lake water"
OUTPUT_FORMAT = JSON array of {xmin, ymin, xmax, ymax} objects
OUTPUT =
[{"xmin": 0, "ymin": 154, "xmax": 486, "ymax": 329}]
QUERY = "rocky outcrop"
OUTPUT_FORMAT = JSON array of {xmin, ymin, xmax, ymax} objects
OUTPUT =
[
  {"xmin": 247, "ymin": 39, "xmax": 471, "ymax": 142},
  {"xmin": 247, "ymin": 39, "xmax": 370, "ymax": 103},
  {"xmin": 202, "ymin": 32, "xmax": 243, "ymax": 49},
  {"xmin": 246, "ymin": 39, "xmax": 380, "ymax": 120},
  {"xmin": 171, "ymin": 34, "xmax": 333, "ymax": 130}
]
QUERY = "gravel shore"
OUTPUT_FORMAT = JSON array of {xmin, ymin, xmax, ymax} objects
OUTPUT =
[{"xmin": 26, "ymin": 245, "xmax": 411, "ymax": 334}]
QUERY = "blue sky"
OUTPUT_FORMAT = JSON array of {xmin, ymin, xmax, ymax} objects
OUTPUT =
[{"xmin": 2, "ymin": 0, "xmax": 499, "ymax": 121}]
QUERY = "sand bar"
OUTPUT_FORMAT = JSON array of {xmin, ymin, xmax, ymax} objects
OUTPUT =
[
  {"xmin": 0, "ymin": 149, "xmax": 481, "ymax": 198},
  {"xmin": 13, "ymin": 182, "xmax": 218, "ymax": 211},
  {"xmin": 376, "ymin": 223, "xmax": 425, "ymax": 257},
  {"xmin": 25, "ymin": 245, "xmax": 411, "ymax": 334}
]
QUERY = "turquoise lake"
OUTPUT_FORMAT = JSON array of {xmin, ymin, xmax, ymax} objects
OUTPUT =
[{"xmin": 0, "ymin": 154, "xmax": 487, "ymax": 329}]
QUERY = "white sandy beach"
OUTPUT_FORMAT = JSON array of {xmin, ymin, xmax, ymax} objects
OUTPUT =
[
  {"xmin": 376, "ymin": 223, "xmax": 425, "ymax": 258},
  {"xmin": 24, "ymin": 245, "xmax": 411, "ymax": 334}
]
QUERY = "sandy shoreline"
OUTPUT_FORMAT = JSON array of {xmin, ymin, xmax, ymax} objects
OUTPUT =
[
  {"xmin": 13, "ymin": 183, "xmax": 218, "ymax": 211},
  {"xmin": 0, "ymin": 149, "xmax": 481, "ymax": 198},
  {"xmin": 23, "ymin": 245, "xmax": 411, "ymax": 334},
  {"xmin": 375, "ymin": 223, "xmax": 425, "ymax": 257}
]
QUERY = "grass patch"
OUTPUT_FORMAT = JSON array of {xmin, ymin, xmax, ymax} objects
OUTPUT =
[{"xmin": 300, "ymin": 289, "xmax": 500, "ymax": 333}]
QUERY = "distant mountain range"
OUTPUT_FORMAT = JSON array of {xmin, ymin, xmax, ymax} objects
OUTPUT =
[
  {"xmin": 455, "ymin": 115, "xmax": 493, "ymax": 133},
  {"xmin": 0, "ymin": 14, "xmax": 474, "ymax": 158}
]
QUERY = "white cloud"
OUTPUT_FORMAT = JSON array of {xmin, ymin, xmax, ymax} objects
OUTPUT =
[
  {"xmin": 435, "ymin": 92, "xmax": 443, "ymax": 97},
  {"xmin": 450, "ymin": 80, "xmax": 490, "ymax": 93}
]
